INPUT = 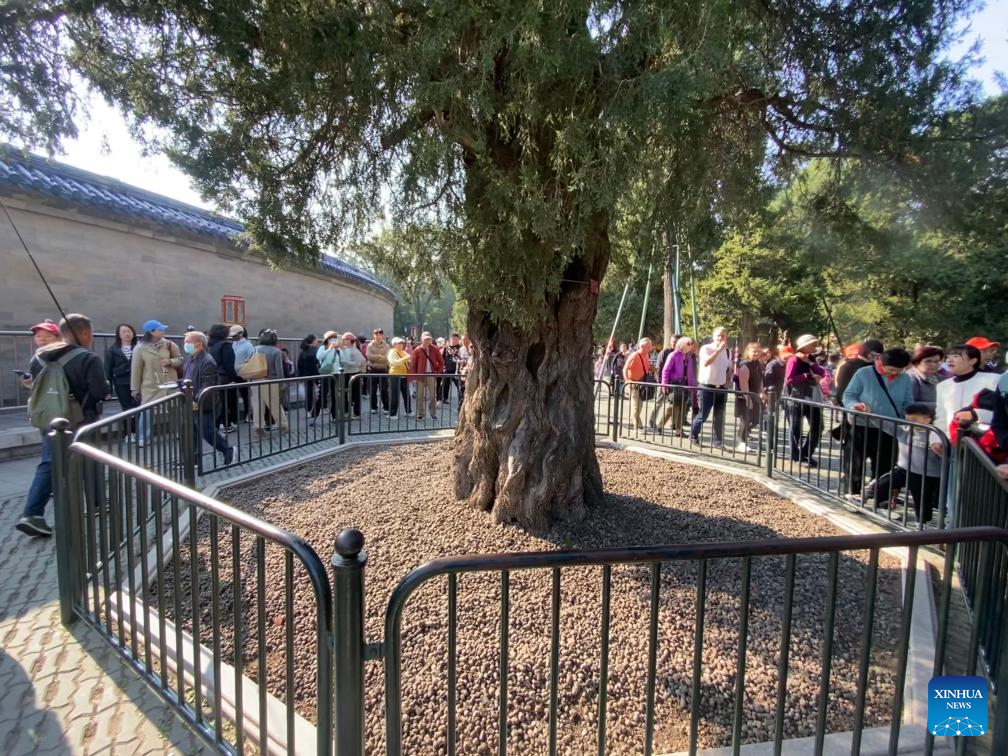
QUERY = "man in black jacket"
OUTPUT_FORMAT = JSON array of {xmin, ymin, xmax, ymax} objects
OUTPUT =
[
  {"xmin": 18, "ymin": 313, "xmax": 108, "ymax": 537},
  {"xmin": 183, "ymin": 331, "xmax": 235, "ymax": 467},
  {"xmin": 835, "ymin": 339, "xmax": 884, "ymax": 402}
]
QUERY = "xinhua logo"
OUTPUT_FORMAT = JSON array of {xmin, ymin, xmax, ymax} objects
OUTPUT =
[{"xmin": 928, "ymin": 676, "xmax": 988, "ymax": 736}]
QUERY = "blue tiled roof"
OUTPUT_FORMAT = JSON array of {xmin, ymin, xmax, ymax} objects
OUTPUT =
[{"xmin": 0, "ymin": 144, "xmax": 395, "ymax": 299}]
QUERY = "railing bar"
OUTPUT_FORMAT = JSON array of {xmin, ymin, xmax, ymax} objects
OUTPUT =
[
  {"xmin": 83, "ymin": 460, "xmax": 101, "ymax": 626},
  {"xmin": 447, "ymin": 573, "xmax": 458, "ymax": 756},
  {"xmin": 210, "ymin": 517, "xmax": 224, "ymax": 744},
  {"xmin": 499, "ymin": 570, "xmax": 509, "ymax": 756},
  {"xmin": 232, "ymin": 525, "xmax": 245, "ymax": 754},
  {"xmin": 285, "ymin": 551, "xmax": 296, "ymax": 756},
  {"xmin": 189, "ymin": 502, "xmax": 203, "ymax": 724},
  {"xmin": 644, "ymin": 561, "xmax": 661, "ymax": 756},
  {"xmin": 773, "ymin": 554, "xmax": 796, "ymax": 755},
  {"xmin": 814, "ymin": 551, "xmax": 839, "ymax": 756},
  {"xmin": 925, "ymin": 543, "xmax": 957, "ymax": 756},
  {"xmin": 597, "ymin": 565, "xmax": 612, "ymax": 756},
  {"xmin": 888, "ymin": 545, "xmax": 918, "ymax": 756},
  {"xmin": 548, "ymin": 568, "xmax": 560, "ymax": 756},
  {"xmin": 110, "ymin": 466, "xmax": 126, "ymax": 649},
  {"xmin": 154, "ymin": 481, "xmax": 169, "ymax": 691},
  {"xmin": 851, "ymin": 547, "xmax": 880, "ymax": 756},
  {"xmin": 171, "ymin": 493, "xmax": 186, "ymax": 706},
  {"xmin": 138, "ymin": 480, "xmax": 153, "ymax": 675},
  {"xmin": 731, "ymin": 556, "xmax": 752, "ymax": 756},
  {"xmin": 257, "ymin": 537, "xmax": 268, "ymax": 753},
  {"xmin": 689, "ymin": 559, "xmax": 707, "ymax": 756},
  {"xmin": 124, "ymin": 470, "xmax": 139, "ymax": 662}
]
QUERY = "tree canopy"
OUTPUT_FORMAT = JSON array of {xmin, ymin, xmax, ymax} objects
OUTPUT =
[{"xmin": 1, "ymin": 0, "xmax": 990, "ymax": 526}]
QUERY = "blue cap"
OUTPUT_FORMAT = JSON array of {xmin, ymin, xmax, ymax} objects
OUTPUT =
[{"xmin": 142, "ymin": 319, "xmax": 168, "ymax": 332}]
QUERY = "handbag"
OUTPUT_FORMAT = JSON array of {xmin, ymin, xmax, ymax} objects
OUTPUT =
[
  {"xmin": 632, "ymin": 353, "xmax": 656, "ymax": 400},
  {"xmin": 238, "ymin": 351, "xmax": 269, "ymax": 380}
]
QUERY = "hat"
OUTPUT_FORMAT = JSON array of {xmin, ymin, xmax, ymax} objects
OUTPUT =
[
  {"xmin": 794, "ymin": 334, "xmax": 819, "ymax": 352},
  {"xmin": 322, "ymin": 330, "xmax": 339, "ymax": 342},
  {"xmin": 143, "ymin": 319, "xmax": 168, "ymax": 332},
  {"xmin": 391, "ymin": 337, "xmax": 404, "ymax": 345},
  {"xmin": 966, "ymin": 336, "xmax": 1000, "ymax": 350},
  {"xmin": 30, "ymin": 321, "xmax": 60, "ymax": 336},
  {"xmin": 342, "ymin": 331, "xmax": 356, "ymax": 341},
  {"xmin": 228, "ymin": 324, "xmax": 245, "ymax": 338},
  {"xmin": 779, "ymin": 345, "xmax": 794, "ymax": 358}
]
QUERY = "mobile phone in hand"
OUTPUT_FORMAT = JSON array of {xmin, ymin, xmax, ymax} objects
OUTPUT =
[{"xmin": 13, "ymin": 369, "xmax": 30, "ymax": 378}]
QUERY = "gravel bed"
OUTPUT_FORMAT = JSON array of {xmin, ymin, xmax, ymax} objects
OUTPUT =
[{"xmin": 158, "ymin": 441, "xmax": 904, "ymax": 754}]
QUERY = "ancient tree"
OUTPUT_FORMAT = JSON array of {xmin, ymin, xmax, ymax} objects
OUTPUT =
[{"xmin": 1, "ymin": 0, "xmax": 980, "ymax": 527}]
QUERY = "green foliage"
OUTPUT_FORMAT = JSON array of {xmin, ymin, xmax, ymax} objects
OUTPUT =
[{"xmin": 1, "ymin": 0, "xmax": 984, "ymax": 332}]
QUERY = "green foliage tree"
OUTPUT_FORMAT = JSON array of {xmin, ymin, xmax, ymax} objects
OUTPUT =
[{"xmin": 1, "ymin": 0, "xmax": 984, "ymax": 527}]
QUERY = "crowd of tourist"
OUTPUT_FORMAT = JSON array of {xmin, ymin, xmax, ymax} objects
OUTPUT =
[
  {"xmin": 598, "ymin": 329, "xmax": 1008, "ymax": 516},
  {"xmin": 13, "ymin": 314, "xmax": 474, "ymax": 538},
  {"xmin": 13, "ymin": 311, "xmax": 1007, "ymax": 539}
]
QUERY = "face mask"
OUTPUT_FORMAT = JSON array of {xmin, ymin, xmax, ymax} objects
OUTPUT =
[{"xmin": 184, "ymin": 342, "xmax": 196, "ymax": 354}]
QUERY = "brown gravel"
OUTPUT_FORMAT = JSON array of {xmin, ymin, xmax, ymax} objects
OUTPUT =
[{"xmin": 160, "ymin": 441, "xmax": 903, "ymax": 754}]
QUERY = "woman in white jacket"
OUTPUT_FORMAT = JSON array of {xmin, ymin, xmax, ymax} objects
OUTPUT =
[{"xmin": 338, "ymin": 332, "xmax": 366, "ymax": 418}]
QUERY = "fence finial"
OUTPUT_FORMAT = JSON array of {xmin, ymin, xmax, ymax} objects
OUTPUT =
[
  {"xmin": 49, "ymin": 417, "xmax": 70, "ymax": 432},
  {"xmin": 335, "ymin": 528, "xmax": 365, "ymax": 559}
]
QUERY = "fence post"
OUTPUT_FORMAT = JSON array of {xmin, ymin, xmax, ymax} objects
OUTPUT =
[
  {"xmin": 765, "ymin": 390, "xmax": 777, "ymax": 479},
  {"xmin": 995, "ymin": 580, "xmax": 1008, "ymax": 749},
  {"xmin": 331, "ymin": 528, "xmax": 367, "ymax": 756},
  {"xmin": 49, "ymin": 418, "xmax": 77, "ymax": 627},
  {"xmin": 337, "ymin": 370, "xmax": 347, "ymax": 445},
  {"xmin": 180, "ymin": 380, "xmax": 197, "ymax": 487},
  {"xmin": 611, "ymin": 380, "xmax": 621, "ymax": 443}
]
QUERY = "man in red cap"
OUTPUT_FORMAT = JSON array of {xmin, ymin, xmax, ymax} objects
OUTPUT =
[{"xmin": 965, "ymin": 337, "xmax": 1001, "ymax": 374}]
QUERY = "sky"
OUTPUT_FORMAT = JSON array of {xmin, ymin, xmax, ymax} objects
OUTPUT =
[{"xmin": 19, "ymin": 3, "xmax": 1008, "ymax": 215}]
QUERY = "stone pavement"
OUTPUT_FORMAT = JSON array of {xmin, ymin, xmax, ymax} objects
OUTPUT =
[{"xmin": 0, "ymin": 487, "xmax": 210, "ymax": 754}]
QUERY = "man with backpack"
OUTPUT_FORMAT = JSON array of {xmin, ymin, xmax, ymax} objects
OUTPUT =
[{"xmin": 18, "ymin": 313, "xmax": 107, "ymax": 538}]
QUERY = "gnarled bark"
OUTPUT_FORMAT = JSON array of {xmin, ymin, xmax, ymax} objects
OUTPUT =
[{"xmin": 453, "ymin": 250, "xmax": 607, "ymax": 531}]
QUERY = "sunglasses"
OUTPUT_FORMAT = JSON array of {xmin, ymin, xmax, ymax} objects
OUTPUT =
[{"xmin": 374, "ymin": 329, "xmax": 384, "ymax": 334}]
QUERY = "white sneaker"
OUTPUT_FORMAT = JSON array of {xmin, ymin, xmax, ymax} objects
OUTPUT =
[
  {"xmin": 388, "ymin": 414, "xmax": 398, "ymax": 419},
  {"xmin": 844, "ymin": 494, "xmax": 863, "ymax": 505},
  {"xmin": 735, "ymin": 441, "xmax": 749, "ymax": 453}
]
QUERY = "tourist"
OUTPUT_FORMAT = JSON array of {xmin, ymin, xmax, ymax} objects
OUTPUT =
[
  {"xmin": 339, "ymin": 332, "xmax": 366, "ymax": 419},
  {"xmin": 609, "ymin": 341, "xmax": 629, "ymax": 395},
  {"xmin": 252, "ymin": 329, "xmax": 288, "ymax": 435},
  {"xmin": 935, "ymin": 345, "xmax": 1000, "ymax": 439},
  {"xmin": 439, "ymin": 333, "xmax": 462, "ymax": 405},
  {"xmin": 105, "ymin": 323, "xmax": 139, "ymax": 428},
  {"xmin": 896, "ymin": 403, "xmax": 944, "ymax": 523},
  {"xmin": 835, "ymin": 339, "xmax": 884, "ymax": 401},
  {"xmin": 208, "ymin": 324, "xmax": 240, "ymax": 431},
  {"xmin": 906, "ymin": 346, "xmax": 944, "ymax": 410},
  {"xmin": 131, "ymin": 319, "xmax": 182, "ymax": 446},
  {"xmin": 367, "ymin": 328, "xmax": 391, "ymax": 414},
  {"xmin": 842, "ymin": 348, "xmax": 915, "ymax": 503},
  {"xmin": 28, "ymin": 320, "xmax": 61, "ymax": 351},
  {"xmin": 388, "ymin": 337, "xmax": 412, "ymax": 418},
  {"xmin": 658, "ymin": 336, "xmax": 696, "ymax": 436},
  {"xmin": 622, "ymin": 337, "xmax": 654, "ymax": 431},
  {"xmin": 785, "ymin": 335, "xmax": 826, "ymax": 464},
  {"xmin": 18, "ymin": 314, "xmax": 107, "ymax": 538},
  {"xmin": 457, "ymin": 335, "xmax": 473, "ymax": 403},
  {"xmin": 648, "ymin": 338, "xmax": 678, "ymax": 430},
  {"xmin": 317, "ymin": 330, "xmax": 341, "ymax": 420},
  {"xmin": 966, "ymin": 336, "xmax": 1001, "ymax": 373},
  {"xmin": 735, "ymin": 342, "xmax": 765, "ymax": 451},
  {"xmin": 230, "ymin": 325, "xmax": 255, "ymax": 423},
  {"xmin": 690, "ymin": 327, "xmax": 733, "ymax": 447},
  {"xmin": 762, "ymin": 344, "xmax": 791, "ymax": 397},
  {"xmin": 298, "ymin": 334, "xmax": 322, "ymax": 423},
  {"xmin": 410, "ymin": 331, "xmax": 444, "ymax": 421},
  {"xmin": 182, "ymin": 331, "xmax": 234, "ymax": 465}
]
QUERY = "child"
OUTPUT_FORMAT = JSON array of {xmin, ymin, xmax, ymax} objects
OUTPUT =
[{"xmin": 896, "ymin": 403, "xmax": 944, "ymax": 523}]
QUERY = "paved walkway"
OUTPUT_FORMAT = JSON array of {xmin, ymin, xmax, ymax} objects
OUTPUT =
[{"xmin": 0, "ymin": 487, "xmax": 210, "ymax": 754}]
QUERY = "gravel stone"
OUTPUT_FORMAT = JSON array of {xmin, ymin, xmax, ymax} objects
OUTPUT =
[{"xmin": 159, "ymin": 441, "xmax": 903, "ymax": 754}]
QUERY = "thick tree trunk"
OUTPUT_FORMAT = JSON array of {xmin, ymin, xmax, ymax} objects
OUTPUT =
[{"xmin": 453, "ymin": 257, "xmax": 606, "ymax": 531}]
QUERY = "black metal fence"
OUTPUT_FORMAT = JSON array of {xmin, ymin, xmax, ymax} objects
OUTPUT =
[
  {"xmin": 52, "ymin": 422, "xmax": 335, "ymax": 756},
  {"xmin": 955, "ymin": 438, "xmax": 1008, "ymax": 686},
  {"xmin": 47, "ymin": 364, "xmax": 1008, "ymax": 755},
  {"xmin": 378, "ymin": 527, "xmax": 1008, "ymax": 755},
  {"xmin": 771, "ymin": 394, "xmax": 953, "ymax": 531}
]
